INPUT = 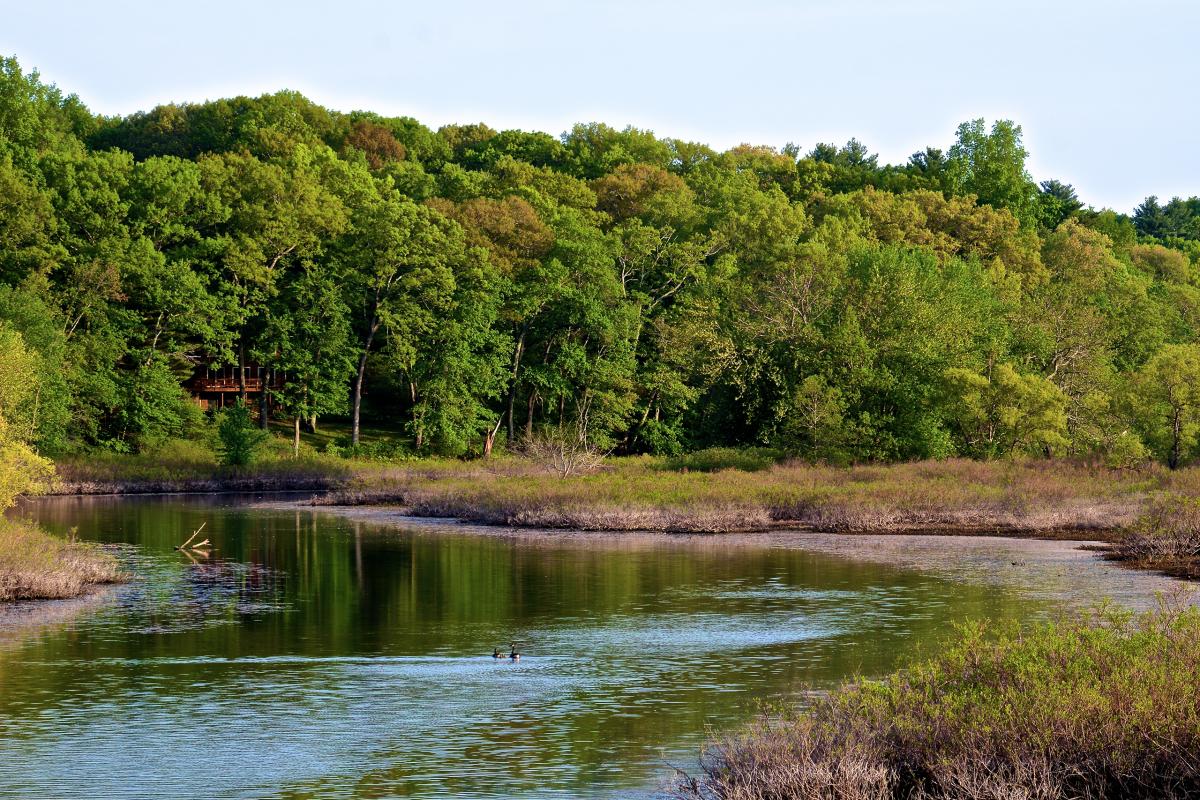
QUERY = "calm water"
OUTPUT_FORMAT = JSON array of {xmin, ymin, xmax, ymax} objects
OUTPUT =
[{"xmin": 0, "ymin": 496, "xmax": 1120, "ymax": 798}]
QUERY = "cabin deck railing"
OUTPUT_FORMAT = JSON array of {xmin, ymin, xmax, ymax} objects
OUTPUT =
[{"xmin": 190, "ymin": 377, "xmax": 283, "ymax": 393}]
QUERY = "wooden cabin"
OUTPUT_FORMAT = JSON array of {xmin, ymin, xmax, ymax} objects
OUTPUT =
[{"xmin": 187, "ymin": 364, "xmax": 284, "ymax": 412}]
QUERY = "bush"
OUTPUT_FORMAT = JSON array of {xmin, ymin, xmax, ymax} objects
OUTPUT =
[
  {"xmin": 325, "ymin": 438, "xmax": 416, "ymax": 462},
  {"xmin": 1113, "ymin": 494, "xmax": 1200, "ymax": 565},
  {"xmin": 672, "ymin": 603, "xmax": 1200, "ymax": 800},
  {"xmin": 215, "ymin": 400, "xmax": 268, "ymax": 467},
  {"xmin": 520, "ymin": 427, "xmax": 607, "ymax": 478}
]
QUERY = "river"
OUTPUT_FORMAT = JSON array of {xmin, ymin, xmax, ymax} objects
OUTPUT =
[{"xmin": 0, "ymin": 495, "xmax": 1184, "ymax": 799}]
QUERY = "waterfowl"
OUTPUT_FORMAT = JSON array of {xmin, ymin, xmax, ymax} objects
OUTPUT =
[{"xmin": 492, "ymin": 648, "xmax": 504, "ymax": 658}]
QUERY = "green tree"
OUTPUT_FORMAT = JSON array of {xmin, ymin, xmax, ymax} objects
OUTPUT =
[
  {"xmin": 946, "ymin": 119, "xmax": 1038, "ymax": 227},
  {"xmin": 943, "ymin": 364, "xmax": 1068, "ymax": 458},
  {"xmin": 261, "ymin": 265, "xmax": 356, "ymax": 456},
  {"xmin": 1036, "ymin": 179, "xmax": 1083, "ymax": 230},
  {"xmin": 216, "ymin": 399, "xmax": 267, "ymax": 466},
  {"xmin": 1127, "ymin": 345, "xmax": 1200, "ymax": 469},
  {"xmin": 338, "ymin": 186, "xmax": 465, "ymax": 445}
]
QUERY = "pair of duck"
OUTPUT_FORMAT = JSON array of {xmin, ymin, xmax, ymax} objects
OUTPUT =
[{"xmin": 492, "ymin": 647, "xmax": 521, "ymax": 661}]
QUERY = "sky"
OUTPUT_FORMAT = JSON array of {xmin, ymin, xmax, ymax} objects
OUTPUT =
[{"xmin": 3, "ymin": 0, "xmax": 1197, "ymax": 212}]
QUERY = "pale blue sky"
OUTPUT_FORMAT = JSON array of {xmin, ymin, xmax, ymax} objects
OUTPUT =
[{"xmin": 4, "ymin": 0, "xmax": 1197, "ymax": 211}]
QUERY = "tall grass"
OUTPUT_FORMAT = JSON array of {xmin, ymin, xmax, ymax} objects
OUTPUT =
[
  {"xmin": 319, "ymin": 457, "xmax": 1164, "ymax": 534},
  {"xmin": 51, "ymin": 437, "xmax": 359, "ymax": 494},
  {"xmin": 0, "ymin": 519, "xmax": 124, "ymax": 601},
  {"xmin": 672, "ymin": 602, "xmax": 1200, "ymax": 800},
  {"xmin": 53, "ymin": 442, "xmax": 1189, "ymax": 536}
]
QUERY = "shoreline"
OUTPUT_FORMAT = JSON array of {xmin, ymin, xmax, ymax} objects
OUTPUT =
[
  {"xmin": 0, "ymin": 519, "xmax": 126, "ymax": 603},
  {"xmin": 295, "ymin": 499, "xmax": 1129, "ymax": 540},
  {"xmin": 40, "ymin": 455, "xmax": 1200, "ymax": 582},
  {"xmin": 277, "ymin": 503, "xmax": 1191, "ymax": 612},
  {"xmin": 47, "ymin": 476, "xmax": 346, "ymax": 497}
]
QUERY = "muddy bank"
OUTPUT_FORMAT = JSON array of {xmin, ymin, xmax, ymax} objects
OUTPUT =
[{"xmin": 306, "ymin": 490, "xmax": 1139, "ymax": 537}]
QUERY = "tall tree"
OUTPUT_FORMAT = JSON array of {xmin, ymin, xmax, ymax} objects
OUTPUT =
[
  {"xmin": 339, "ymin": 189, "xmax": 471, "ymax": 445},
  {"xmin": 946, "ymin": 119, "xmax": 1038, "ymax": 227}
]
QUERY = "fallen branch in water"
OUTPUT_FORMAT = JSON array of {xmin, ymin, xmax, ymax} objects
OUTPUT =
[{"xmin": 175, "ymin": 522, "xmax": 210, "ymax": 552}]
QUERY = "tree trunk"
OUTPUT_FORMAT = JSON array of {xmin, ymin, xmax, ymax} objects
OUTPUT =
[
  {"xmin": 293, "ymin": 416, "xmax": 301, "ymax": 458},
  {"xmin": 625, "ymin": 389, "xmax": 658, "ymax": 453},
  {"xmin": 526, "ymin": 390, "xmax": 537, "ymax": 439},
  {"xmin": 238, "ymin": 341, "xmax": 247, "ymax": 402},
  {"xmin": 410, "ymin": 381, "xmax": 422, "ymax": 451},
  {"xmin": 260, "ymin": 373, "xmax": 271, "ymax": 431},
  {"xmin": 1170, "ymin": 409, "xmax": 1182, "ymax": 470},
  {"xmin": 484, "ymin": 417, "xmax": 502, "ymax": 457},
  {"xmin": 351, "ymin": 314, "xmax": 380, "ymax": 446},
  {"xmin": 309, "ymin": 415, "xmax": 318, "ymax": 434},
  {"xmin": 505, "ymin": 326, "xmax": 526, "ymax": 442}
]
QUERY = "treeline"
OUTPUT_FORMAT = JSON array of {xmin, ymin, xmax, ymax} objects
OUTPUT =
[{"xmin": 3, "ymin": 56, "xmax": 1200, "ymax": 465}]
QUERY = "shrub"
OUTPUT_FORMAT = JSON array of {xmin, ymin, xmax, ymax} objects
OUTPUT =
[
  {"xmin": 326, "ymin": 438, "xmax": 416, "ymax": 462},
  {"xmin": 1113, "ymin": 494, "xmax": 1200, "ymax": 566},
  {"xmin": 215, "ymin": 400, "xmax": 268, "ymax": 467},
  {"xmin": 672, "ymin": 603, "xmax": 1200, "ymax": 800},
  {"xmin": 520, "ymin": 427, "xmax": 607, "ymax": 478}
]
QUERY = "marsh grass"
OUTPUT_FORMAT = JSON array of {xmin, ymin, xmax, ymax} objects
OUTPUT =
[
  {"xmin": 671, "ymin": 601, "xmax": 1200, "ymax": 800},
  {"xmin": 53, "ymin": 443, "xmax": 1184, "ymax": 536},
  {"xmin": 318, "ymin": 457, "xmax": 1163, "ymax": 534},
  {"xmin": 0, "ymin": 518, "xmax": 124, "ymax": 601},
  {"xmin": 51, "ymin": 437, "xmax": 359, "ymax": 494},
  {"xmin": 1111, "ymin": 494, "xmax": 1200, "ymax": 578}
]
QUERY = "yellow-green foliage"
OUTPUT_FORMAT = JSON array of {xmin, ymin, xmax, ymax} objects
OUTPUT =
[
  {"xmin": 0, "ymin": 327, "xmax": 119, "ymax": 600},
  {"xmin": 0, "ymin": 326, "xmax": 52, "ymax": 508},
  {"xmin": 943, "ymin": 364, "xmax": 1068, "ymax": 458}
]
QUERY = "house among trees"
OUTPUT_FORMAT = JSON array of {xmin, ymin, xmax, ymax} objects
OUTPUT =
[{"xmin": 187, "ymin": 363, "xmax": 283, "ymax": 413}]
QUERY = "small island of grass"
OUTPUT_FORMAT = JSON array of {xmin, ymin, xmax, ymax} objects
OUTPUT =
[{"xmin": 0, "ymin": 519, "xmax": 122, "ymax": 601}]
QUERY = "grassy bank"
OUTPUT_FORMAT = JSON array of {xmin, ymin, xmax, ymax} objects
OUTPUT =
[
  {"xmin": 51, "ymin": 443, "xmax": 1200, "ymax": 576},
  {"xmin": 316, "ymin": 456, "xmax": 1165, "ymax": 535},
  {"xmin": 671, "ymin": 603, "xmax": 1200, "ymax": 800},
  {"xmin": 50, "ymin": 438, "xmax": 359, "ymax": 495},
  {"xmin": 0, "ymin": 519, "xmax": 124, "ymax": 601}
]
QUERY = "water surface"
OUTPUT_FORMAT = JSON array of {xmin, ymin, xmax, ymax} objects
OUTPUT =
[{"xmin": 0, "ymin": 496, "xmax": 1175, "ymax": 798}]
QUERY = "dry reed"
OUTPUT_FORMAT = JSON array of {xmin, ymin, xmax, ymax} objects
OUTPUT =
[{"xmin": 0, "ymin": 519, "xmax": 125, "ymax": 601}]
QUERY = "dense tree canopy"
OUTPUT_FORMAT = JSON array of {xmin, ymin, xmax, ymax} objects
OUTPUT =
[{"xmin": 2, "ymin": 56, "xmax": 1199, "ymax": 465}]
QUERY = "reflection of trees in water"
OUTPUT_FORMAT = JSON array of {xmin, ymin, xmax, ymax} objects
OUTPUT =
[{"xmin": 120, "ymin": 553, "xmax": 288, "ymax": 635}]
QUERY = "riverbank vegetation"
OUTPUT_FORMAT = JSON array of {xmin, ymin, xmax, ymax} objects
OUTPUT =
[
  {"xmin": 313, "ymin": 455, "xmax": 1159, "ymax": 534},
  {"xmin": 0, "ymin": 519, "xmax": 122, "ymax": 601},
  {"xmin": 0, "ymin": 320, "xmax": 122, "ymax": 600},
  {"xmin": 672, "ymin": 602, "xmax": 1200, "ymax": 800},
  {"xmin": 2, "ymin": 57, "xmax": 1200, "ymax": 471}
]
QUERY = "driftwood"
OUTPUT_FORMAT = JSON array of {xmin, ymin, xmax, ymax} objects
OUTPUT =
[{"xmin": 175, "ymin": 523, "xmax": 212, "ymax": 553}]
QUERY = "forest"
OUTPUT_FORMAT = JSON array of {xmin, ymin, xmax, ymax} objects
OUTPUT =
[{"xmin": 4, "ymin": 55, "xmax": 1200, "ymax": 468}]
